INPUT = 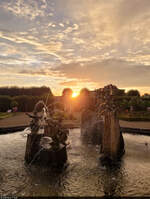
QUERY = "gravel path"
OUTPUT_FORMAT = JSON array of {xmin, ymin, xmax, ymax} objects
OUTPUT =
[
  {"xmin": 119, "ymin": 120, "xmax": 150, "ymax": 129},
  {"xmin": 0, "ymin": 113, "xmax": 30, "ymax": 128},
  {"xmin": 0, "ymin": 112, "xmax": 150, "ymax": 129}
]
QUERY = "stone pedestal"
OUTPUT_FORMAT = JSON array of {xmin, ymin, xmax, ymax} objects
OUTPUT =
[
  {"xmin": 25, "ymin": 133, "xmax": 67, "ymax": 167},
  {"xmin": 25, "ymin": 133, "xmax": 43, "ymax": 164},
  {"xmin": 101, "ymin": 111, "xmax": 125, "ymax": 161},
  {"xmin": 81, "ymin": 109, "xmax": 125, "ymax": 162}
]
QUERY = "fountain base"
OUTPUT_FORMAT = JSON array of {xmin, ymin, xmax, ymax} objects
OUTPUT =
[{"xmin": 25, "ymin": 133, "xmax": 67, "ymax": 168}]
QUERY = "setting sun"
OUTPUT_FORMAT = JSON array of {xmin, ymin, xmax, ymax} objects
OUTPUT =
[{"xmin": 72, "ymin": 92, "xmax": 79, "ymax": 98}]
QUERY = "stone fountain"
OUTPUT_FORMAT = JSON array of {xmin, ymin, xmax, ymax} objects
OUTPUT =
[
  {"xmin": 25, "ymin": 100, "xmax": 69, "ymax": 168},
  {"xmin": 81, "ymin": 85, "xmax": 125, "ymax": 163}
]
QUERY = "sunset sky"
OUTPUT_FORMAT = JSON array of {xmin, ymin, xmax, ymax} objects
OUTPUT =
[{"xmin": 0, "ymin": 0, "xmax": 150, "ymax": 95}]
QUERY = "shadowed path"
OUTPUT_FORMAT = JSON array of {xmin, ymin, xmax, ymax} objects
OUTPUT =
[{"xmin": 0, "ymin": 112, "xmax": 150, "ymax": 130}]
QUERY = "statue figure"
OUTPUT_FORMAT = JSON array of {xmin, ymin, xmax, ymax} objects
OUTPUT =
[{"xmin": 25, "ymin": 100, "xmax": 68, "ymax": 166}]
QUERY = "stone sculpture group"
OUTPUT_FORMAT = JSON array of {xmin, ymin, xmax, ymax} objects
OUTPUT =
[{"xmin": 25, "ymin": 101, "xmax": 69, "ymax": 167}]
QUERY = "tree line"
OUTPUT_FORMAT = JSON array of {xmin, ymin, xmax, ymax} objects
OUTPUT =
[
  {"xmin": 0, "ymin": 86, "xmax": 52, "ymax": 97},
  {"xmin": 0, "ymin": 85, "xmax": 150, "ymax": 113},
  {"xmin": 0, "ymin": 86, "xmax": 53, "ymax": 112}
]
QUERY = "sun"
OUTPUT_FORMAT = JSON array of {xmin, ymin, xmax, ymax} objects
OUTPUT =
[{"xmin": 72, "ymin": 92, "xmax": 79, "ymax": 98}]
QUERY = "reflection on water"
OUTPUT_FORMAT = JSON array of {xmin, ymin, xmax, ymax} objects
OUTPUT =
[{"xmin": 0, "ymin": 129, "xmax": 150, "ymax": 196}]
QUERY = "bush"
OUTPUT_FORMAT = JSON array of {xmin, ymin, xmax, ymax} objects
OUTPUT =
[
  {"xmin": 129, "ymin": 97, "xmax": 146, "ymax": 111},
  {"xmin": 0, "ymin": 95, "xmax": 12, "ymax": 112},
  {"xmin": 13, "ymin": 95, "xmax": 42, "ymax": 112},
  {"xmin": 119, "ymin": 111, "xmax": 150, "ymax": 121},
  {"xmin": 10, "ymin": 100, "xmax": 18, "ymax": 108}
]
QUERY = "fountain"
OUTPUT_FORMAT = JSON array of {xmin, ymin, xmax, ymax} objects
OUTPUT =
[
  {"xmin": 81, "ymin": 85, "xmax": 125, "ymax": 164},
  {"xmin": 25, "ymin": 100, "xmax": 69, "ymax": 168}
]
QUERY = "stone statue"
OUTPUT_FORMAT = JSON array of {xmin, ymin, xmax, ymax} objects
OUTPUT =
[
  {"xmin": 25, "ymin": 100, "xmax": 68, "ymax": 167},
  {"xmin": 81, "ymin": 84, "xmax": 125, "ymax": 163}
]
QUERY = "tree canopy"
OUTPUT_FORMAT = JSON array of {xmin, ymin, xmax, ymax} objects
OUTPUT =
[
  {"xmin": 80, "ymin": 88, "xmax": 90, "ymax": 97},
  {"xmin": 127, "ymin": 89, "xmax": 140, "ymax": 97},
  {"xmin": 62, "ymin": 88, "xmax": 73, "ymax": 98}
]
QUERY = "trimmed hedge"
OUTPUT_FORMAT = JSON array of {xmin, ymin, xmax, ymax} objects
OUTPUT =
[{"xmin": 119, "ymin": 112, "xmax": 150, "ymax": 121}]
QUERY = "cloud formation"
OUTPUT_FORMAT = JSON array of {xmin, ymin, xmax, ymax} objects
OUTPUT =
[
  {"xmin": 53, "ymin": 59, "xmax": 150, "ymax": 87},
  {"xmin": 1, "ymin": 0, "xmax": 47, "ymax": 20},
  {"xmin": 0, "ymin": 0, "xmax": 150, "ymax": 94}
]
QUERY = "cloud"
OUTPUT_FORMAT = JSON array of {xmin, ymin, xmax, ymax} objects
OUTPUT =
[
  {"xmin": 52, "ymin": 59, "xmax": 150, "ymax": 88},
  {"xmin": 60, "ymin": 80, "xmax": 78, "ymax": 87},
  {"xmin": 0, "ymin": 0, "xmax": 150, "ymax": 94},
  {"xmin": 1, "ymin": 0, "xmax": 47, "ymax": 20},
  {"xmin": 0, "ymin": 29, "xmax": 63, "ymax": 61},
  {"xmin": 19, "ymin": 68, "xmax": 60, "ymax": 77},
  {"xmin": 116, "ymin": 0, "xmax": 150, "ymax": 26}
]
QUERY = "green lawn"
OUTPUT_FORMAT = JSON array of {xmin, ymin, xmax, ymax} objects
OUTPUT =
[
  {"xmin": 119, "ymin": 111, "xmax": 150, "ymax": 121},
  {"xmin": 0, "ymin": 112, "xmax": 15, "ymax": 120}
]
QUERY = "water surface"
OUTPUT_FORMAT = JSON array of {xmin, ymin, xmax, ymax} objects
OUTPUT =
[{"xmin": 0, "ymin": 129, "xmax": 150, "ymax": 197}]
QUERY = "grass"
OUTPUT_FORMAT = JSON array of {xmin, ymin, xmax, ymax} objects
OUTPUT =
[
  {"xmin": 119, "ymin": 111, "xmax": 150, "ymax": 121},
  {"xmin": 0, "ymin": 112, "xmax": 15, "ymax": 120}
]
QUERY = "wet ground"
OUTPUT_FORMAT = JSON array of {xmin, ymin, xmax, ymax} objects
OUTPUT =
[{"xmin": 0, "ymin": 129, "xmax": 150, "ymax": 197}]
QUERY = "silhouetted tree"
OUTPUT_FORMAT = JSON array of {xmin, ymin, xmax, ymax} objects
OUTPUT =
[
  {"xmin": 62, "ymin": 88, "xmax": 73, "ymax": 98},
  {"xmin": 0, "ymin": 86, "xmax": 53, "ymax": 97},
  {"xmin": 78, "ymin": 88, "xmax": 93, "ymax": 111},
  {"xmin": 127, "ymin": 90, "xmax": 140, "ymax": 97},
  {"xmin": 142, "ymin": 93, "xmax": 150, "ymax": 99},
  {"xmin": 62, "ymin": 88, "xmax": 73, "ymax": 112},
  {"xmin": 80, "ymin": 88, "xmax": 90, "ymax": 97}
]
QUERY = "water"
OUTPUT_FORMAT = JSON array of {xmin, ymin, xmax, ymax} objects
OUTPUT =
[{"xmin": 0, "ymin": 129, "xmax": 150, "ymax": 196}]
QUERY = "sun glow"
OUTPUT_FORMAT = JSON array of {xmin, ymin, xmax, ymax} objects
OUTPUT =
[{"xmin": 72, "ymin": 92, "xmax": 79, "ymax": 98}]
